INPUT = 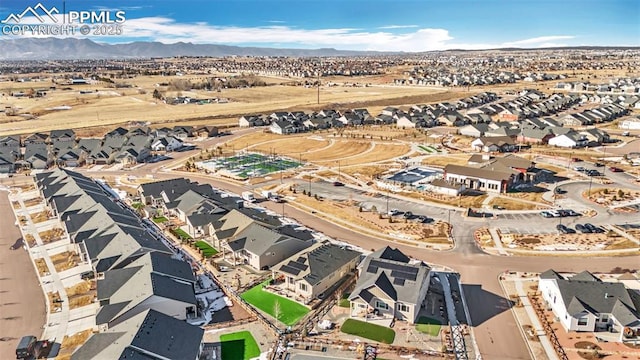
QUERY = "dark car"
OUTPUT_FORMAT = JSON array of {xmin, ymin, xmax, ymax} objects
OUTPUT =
[
  {"xmin": 556, "ymin": 224, "xmax": 569, "ymax": 234},
  {"xmin": 555, "ymin": 188, "xmax": 567, "ymax": 194},
  {"xmin": 594, "ymin": 162, "xmax": 605, "ymax": 167},
  {"xmin": 332, "ymin": 181, "xmax": 344, "ymax": 186},
  {"xmin": 565, "ymin": 227, "xmax": 576, "ymax": 234},
  {"xmin": 566, "ymin": 209, "xmax": 581, "ymax": 217},
  {"xmin": 16, "ymin": 335, "xmax": 37, "ymax": 359},
  {"xmin": 571, "ymin": 157, "xmax": 582, "ymax": 162},
  {"xmin": 33, "ymin": 340, "xmax": 52, "ymax": 359},
  {"xmin": 585, "ymin": 223, "xmax": 605, "ymax": 233},
  {"xmin": 403, "ymin": 211, "xmax": 413, "ymax": 219},
  {"xmin": 609, "ymin": 167, "xmax": 623, "ymax": 173},
  {"xmin": 575, "ymin": 224, "xmax": 591, "ymax": 233},
  {"xmin": 587, "ymin": 170, "xmax": 601, "ymax": 177},
  {"xmin": 557, "ymin": 210, "xmax": 570, "ymax": 217}
]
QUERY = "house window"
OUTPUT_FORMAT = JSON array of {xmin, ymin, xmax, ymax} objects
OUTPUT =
[
  {"xmin": 299, "ymin": 283, "xmax": 307, "ymax": 291},
  {"xmin": 398, "ymin": 303, "xmax": 409, "ymax": 312},
  {"xmin": 577, "ymin": 317, "xmax": 588, "ymax": 326},
  {"xmin": 375, "ymin": 301, "xmax": 389, "ymax": 310},
  {"xmin": 600, "ymin": 315, "xmax": 608, "ymax": 322}
]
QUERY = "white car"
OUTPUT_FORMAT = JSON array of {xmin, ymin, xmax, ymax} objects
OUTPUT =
[
  {"xmin": 219, "ymin": 266, "xmax": 232, "ymax": 272},
  {"xmin": 388, "ymin": 209, "xmax": 400, "ymax": 216}
]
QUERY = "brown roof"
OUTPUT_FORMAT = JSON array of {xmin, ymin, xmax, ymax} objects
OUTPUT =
[{"xmin": 444, "ymin": 164, "xmax": 513, "ymax": 182}]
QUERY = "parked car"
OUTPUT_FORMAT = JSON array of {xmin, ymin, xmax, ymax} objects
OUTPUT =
[
  {"xmin": 594, "ymin": 162, "xmax": 605, "ymax": 167},
  {"xmin": 565, "ymin": 227, "xmax": 576, "ymax": 234},
  {"xmin": 587, "ymin": 170, "xmax": 601, "ymax": 177},
  {"xmin": 15, "ymin": 335, "xmax": 37, "ymax": 359},
  {"xmin": 571, "ymin": 157, "xmax": 582, "ymax": 162},
  {"xmin": 585, "ymin": 223, "xmax": 605, "ymax": 233},
  {"xmin": 622, "ymin": 131, "xmax": 630, "ymax": 136},
  {"xmin": 388, "ymin": 209, "xmax": 400, "ymax": 216},
  {"xmin": 540, "ymin": 211, "xmax": 553, "ymax": 218},
  {"xmin": 403, "ymin": 211, "xmax": 413, "ymax": 219},
  {"xmin": 33, "ymin": 340, "xmax": 52, "ymax": 359},
  {"xmin": 575, "ymin": 224, "xmax": 591, "ymax": 233},
  {"xmin": 554, "ymin": 188, "xmax": 567, "ymax": 194},
  {"xmin": 609, "ymin": 167, "xmax": 623, "ymax": 173},
  {"xmin": 556, "ymin": 224, "xmax": 569, "ymax": 234},
  {"xmin": 573, "ymin": 166, "xmax": 586, "ymax": 172},
  {"xmin": 557, "ymin": 209, "xmax": 570, "ymax": 217},
  {"xmin": 566, "ymin": 209, "xmax": 581, "ymax": 217},
  {"xmin": 332, "ymin": 181, "xmax": 345, "ymax": 186},
  {"xmin": 547, "ymin": 210, "xmax": 561, "ymax": 218},
  {"xmin": 219, "ymin": 266, "xmax": 232, "ymax": 272}
]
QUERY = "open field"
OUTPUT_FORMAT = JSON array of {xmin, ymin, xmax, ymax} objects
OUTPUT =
[
  {"xmin": 503, "ymin": 231, "xmax": 639, "ymax": 251},
  {"xmin": 421, "ymin": 154, "xmax": 470, "ymax": 168},
  {"xmin": 304, "ymin": 140, "xmax": 372, "ymax": 162},
  {"xmin": 0, "ymin": 77, "xmax": 455, "ymax": 135},
  {"xmin": 250, "ymin": 136, "xmax": 330, "ymax": 156},
  {"xmin": 340, "ymin": 142, "xmax": 411, "ymax": 164}
]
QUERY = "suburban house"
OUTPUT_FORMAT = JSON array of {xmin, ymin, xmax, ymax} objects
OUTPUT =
[
  {"xmin": 215, "ymin": 209, "xmax": 314, "ymax": 270},
  {"xmin": 349, "ymin": 247, "xmax": 431, "ymax": 325},
  {"xmin": 539, "ymin": 270, "xmax": 640, "ymax": 342},
  {"xmin": 151, "ymin": 136, "xmax": 184, "ymax": 152},
  {"xmin": 36, "ymin": 169, "xmax": 173, "ymax": 272},
  {"xmin": 548, "ymin": 132, "xmax": 589, "ymax": 148},
  {"xmin": 271, "ymin": 241, "xmax": 361, "ymax": 303},
  {"xmin": 71, "ymin": 309, "xmax": 204, "ymax": 360},
  {"xmin": 620, "ymin": 116, "xmax": 640, "ymax": 130},
  {"xmin": 96, "ymin": 252, "xmax": 198, "ymax": 327},
  {"xmin": 471, "ymin": 136, "xmax": 516, "ymax": 153}
]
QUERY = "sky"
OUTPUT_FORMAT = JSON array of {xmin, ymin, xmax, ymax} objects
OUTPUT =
[{"xmin": 0, "ymin": 0, "xmax": 638, "ymax": 51}]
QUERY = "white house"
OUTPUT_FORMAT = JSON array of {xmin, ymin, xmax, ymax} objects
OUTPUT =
[
  {"xmin": 548, "ymin": 133, "xmax": 587, "ymax": 148},
  {"xmin": 539, "ymin": 269, "xmax": 640, "ymax": 342},
  {"xmin": 151, "ymin": 136, "xmax": 183, "ymax": 152},
  {"xmin": 620, "ymin": 117, "xmax": 640, "ymax": 130}
]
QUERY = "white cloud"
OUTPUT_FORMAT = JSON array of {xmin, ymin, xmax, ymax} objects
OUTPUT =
[
  {"xmin": 1, "ymin": 15, "xmax": 579, "ymax": 52},
  {"xmin": 378, "ymin": 25, "xmax": 419, "ymax": 29}
]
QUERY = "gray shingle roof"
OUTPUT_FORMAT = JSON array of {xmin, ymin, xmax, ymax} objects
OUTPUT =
[
  {"xmin": 349, "ymin": 247, "xmax": 430, "ymax": 306},
  {"xmin": 73, "ymin": 309, "xmax": 204, "ymax": 360}
]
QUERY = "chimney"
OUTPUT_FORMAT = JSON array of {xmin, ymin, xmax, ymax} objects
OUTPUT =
[{"xmin": 604, "ymin": 292, "xmax": 608, "ymax": 299}]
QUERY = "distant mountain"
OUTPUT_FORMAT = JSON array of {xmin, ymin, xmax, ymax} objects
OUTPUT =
[
  {"xmin": 0, "ymin": 38, "xmax": 394, "ymax": 60},
  {"xmin": 1, "ymin": 38, "xmax": 637, "ymax": 60}
]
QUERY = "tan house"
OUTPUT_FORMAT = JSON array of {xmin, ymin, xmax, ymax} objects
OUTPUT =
[
  {"xmin": 271, "ymin": 241, "xmax": 361, "ymax": 303},
  {"xmin": 349, "ymin": 247, "xmax": 431, "ymax": 325}
]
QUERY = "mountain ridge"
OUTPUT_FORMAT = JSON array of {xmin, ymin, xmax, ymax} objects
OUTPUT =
[{"xmin": 0, "ymin": 37, "xmax": 638, "ymax": 60}]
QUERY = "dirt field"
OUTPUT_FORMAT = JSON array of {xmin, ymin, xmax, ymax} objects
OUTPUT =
[
  {"xmin": 421, "ymin": 154, "xmax": 470, "ymax": 168},
  {"xmin": 250, "ymin": 136, "xmax": 330, "ymax": 156},
  {"xmin": 0, "ymin": 75, "xmax": 454, "ymax": 135}
]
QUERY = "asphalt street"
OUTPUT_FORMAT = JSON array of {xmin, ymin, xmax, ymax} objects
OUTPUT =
[{"xmin": 0, "ymin": 190, "xmax": 46, "ymax": 360}]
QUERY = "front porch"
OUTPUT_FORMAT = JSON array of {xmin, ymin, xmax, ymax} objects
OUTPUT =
[{"xmin": 350, "ymin": 302, "xmax": 394, "ymax": 328}]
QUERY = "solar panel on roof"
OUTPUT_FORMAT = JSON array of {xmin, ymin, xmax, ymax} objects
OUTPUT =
[
  {"xmin": 393, "ymin": 278, "xmax": 406, "ymax": 286},
  {"xmin": 280, "ymin": 264, "xmax": 301, "ymax": 275},
  {"xmin": 289, "ymin": 262, "xmax": 308, "ymax": 271}
]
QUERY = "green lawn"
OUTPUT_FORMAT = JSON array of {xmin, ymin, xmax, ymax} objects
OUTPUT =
[
  {"xmin": 241, "ymin": 280, "xmax": 310, "ymax": 326},
  {"xmin": 152, "ymin": 216, "xmax": 168, "ymax": 223},
  {"xmin": 220, "ymin": 331, "xmax": 261, "ymax": 360},
  {"xmin": 340, "ymin": 319, "xmax": 395, "ymax": 344},
  {"xmin": 339, "ymin": 292, "xmax": 351, "ymax": 308},
  {"xmin": 195, "ymin": 241, "xmax": 218, "ymax": 257},
  {"xmin": 415, "ymin": 317, "xmax": 442, "ymax": 336},
  {"xmin": 172, "ymin": 228, "xmax": 192, "ymax": 240},
  {"xmin": 131, "ymin": 202, "xmax": 144, "ymax": 209}
]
